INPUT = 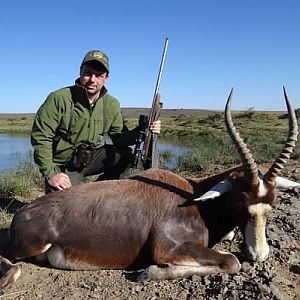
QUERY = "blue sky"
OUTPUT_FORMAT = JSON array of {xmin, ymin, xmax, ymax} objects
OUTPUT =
[{"xmin": 0, "ymin": 0, "xmax": 299, "ymax": 113}]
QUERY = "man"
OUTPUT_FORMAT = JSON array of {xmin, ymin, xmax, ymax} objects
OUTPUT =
[{"xmin": 31, "ymin": 50, "xmax": 161, "ymax": 193}]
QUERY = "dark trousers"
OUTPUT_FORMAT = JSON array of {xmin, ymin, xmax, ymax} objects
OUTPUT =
[{"xmin": 45, "ymin": 144, "xmax": 133, "ymax": 193}]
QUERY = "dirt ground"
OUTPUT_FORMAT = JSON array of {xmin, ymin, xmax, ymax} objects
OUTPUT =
[{"xmin": 0, "ymin": 163, "xmax": 299, "ymax": 300}]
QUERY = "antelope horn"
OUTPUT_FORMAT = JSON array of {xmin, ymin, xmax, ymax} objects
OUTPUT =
[
  {"xmin": 264, "ymin": 86, "xmax": 298, "ymax": 185},
  {"xmin": 225, "ymin": 89, "xmax": 259, "ymax": 188}
]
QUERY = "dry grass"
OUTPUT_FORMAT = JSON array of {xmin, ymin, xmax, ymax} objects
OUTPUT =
[{"xmin": 0, "ymin": 115, "xmax": 34, "ymax": 135}]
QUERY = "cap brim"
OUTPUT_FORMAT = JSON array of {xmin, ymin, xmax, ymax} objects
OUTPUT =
[{"xmin": 82, "ymin": 59, "xmax": 109, "ymax": 72}]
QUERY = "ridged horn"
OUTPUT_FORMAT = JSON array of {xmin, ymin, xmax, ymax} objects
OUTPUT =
[
  {"xmin": 264, "ymin": 86, "xmax": 298, "ymax": 185},
  {"xmin": 225, "ymin": 89, "xmax": 259, "ymax": 188}
]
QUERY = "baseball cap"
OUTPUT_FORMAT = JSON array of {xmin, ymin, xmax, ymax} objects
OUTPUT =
[{"xmin": 81, "ymin": 50, "xmax": 109, "ymax": 72}]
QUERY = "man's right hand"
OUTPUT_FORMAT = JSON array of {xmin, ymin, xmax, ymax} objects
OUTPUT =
[{"xmin": 48, "ymin": 173, "xmax": 72, "ymax": 191}]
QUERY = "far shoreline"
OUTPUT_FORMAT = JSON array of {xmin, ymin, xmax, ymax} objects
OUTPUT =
[{"xmin": 0, "ymin": 107, "xmax": 287, "ymax": 119}]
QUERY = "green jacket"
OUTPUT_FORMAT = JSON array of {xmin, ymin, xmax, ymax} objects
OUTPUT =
[{"xmin": 31, "ymin": 80, "xmax": 139, "ymax": 180}]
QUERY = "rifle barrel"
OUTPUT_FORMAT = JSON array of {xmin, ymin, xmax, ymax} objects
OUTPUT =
[{"xmin": 148, "ymin": 37, "xmax": 169, "ymax": 124}]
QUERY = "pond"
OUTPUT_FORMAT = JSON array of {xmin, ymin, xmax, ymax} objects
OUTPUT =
[
  {"xmin": 0, "ymin": 134, "xmax": 190, "ymax": 172},
  {"xmin": 0, "ymin": 134, "xmax": 33, "ymax": 171}
]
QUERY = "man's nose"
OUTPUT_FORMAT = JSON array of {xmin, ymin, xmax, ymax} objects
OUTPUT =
[{"xmin": 89, "ymin": 74, "xmax": 97, "ymax": 81}]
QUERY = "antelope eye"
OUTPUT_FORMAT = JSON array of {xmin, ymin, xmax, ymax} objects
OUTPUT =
[{"xmin": 247, "ymin": 214, "xmax": 255, "ymax": 222}]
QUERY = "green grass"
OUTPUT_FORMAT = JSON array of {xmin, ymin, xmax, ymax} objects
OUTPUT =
[
  {"xmin": 0, "ymin": 158, "xmax": 43, "ymax": 197},
  {"xmin": 161, "ymin": 110, "xmax": 300, "ymax": 174}
]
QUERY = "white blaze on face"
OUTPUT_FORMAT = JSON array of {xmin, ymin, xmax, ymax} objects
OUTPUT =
[
  {"xmin": 244, "ymin": 202, "xmax": 272, "ymax": 261},
  {"xmin": 257, "ymin": 178, "xmax": 268, "ymax": 197}
]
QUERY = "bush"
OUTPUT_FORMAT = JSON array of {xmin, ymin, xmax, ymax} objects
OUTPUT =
[{"xmin": 237, "ymin": 107, "xmax": 256, "ymax": 119}]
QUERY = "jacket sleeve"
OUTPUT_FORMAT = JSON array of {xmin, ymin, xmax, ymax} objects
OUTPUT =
[
  {"xmin": 107, "ymin": 100, "xmax": 141, "ymax": 147},
  {"xmin": 110, "ymin": 124, "xmax": 141, "ymax": 147},
  {"xmin": 31, "ymin": 93, "xmax": 63, "ymax": 180}
]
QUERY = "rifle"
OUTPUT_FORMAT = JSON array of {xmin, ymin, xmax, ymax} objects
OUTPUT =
[{"xmin": 131, "ymin": 37, "xmax": 169, "ymax": 170}]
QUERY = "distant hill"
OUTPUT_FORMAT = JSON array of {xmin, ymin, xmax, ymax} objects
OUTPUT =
[
  {"xmin": 0, "ymin": 108, "xmax": 220, "ymax": 119},
  {"xmin": 121, "ymin": 108, "xmax": 220, "ymax": 118},
  {"xmin": 0, "ymin": 107, "xmax": 287, "ymax": 119}
]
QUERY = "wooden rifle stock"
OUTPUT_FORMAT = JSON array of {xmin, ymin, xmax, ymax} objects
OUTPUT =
[{"xmin": 142, "ymin": 93, "xmax": 162, "ymax": 169}]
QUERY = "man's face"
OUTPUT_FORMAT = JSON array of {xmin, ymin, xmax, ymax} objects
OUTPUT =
[{"xmin": 80, "ymin": 62, "xmax": 108, "ymax": 97}]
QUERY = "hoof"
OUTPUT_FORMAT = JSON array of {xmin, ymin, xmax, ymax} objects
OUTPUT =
[
  {"xmin": 136, "ymin": 269, "xmax": 150, "ymax": 282},
  {"xmin": 0, "ymin": 257, "xmax": 21, "ymax": 289}
]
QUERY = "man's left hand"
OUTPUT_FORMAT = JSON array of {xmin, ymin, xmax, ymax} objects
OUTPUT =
[{"xmin": 150, "ymin": 120, "xmax": 161, "ymax": 134}]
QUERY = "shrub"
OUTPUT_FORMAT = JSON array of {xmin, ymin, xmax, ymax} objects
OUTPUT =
[{"xmin": 237, "ymin": 107, "xmax": 256, "ymax": 119}]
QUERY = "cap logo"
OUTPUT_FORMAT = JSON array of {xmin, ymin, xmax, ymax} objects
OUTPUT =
[{"xmin": 92, "ymin": 52, "xmax": 106, "ymax": 61}]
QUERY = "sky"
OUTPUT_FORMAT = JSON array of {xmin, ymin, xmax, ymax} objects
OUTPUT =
[{"xmin": 0, "ymin": 0, "xmax": 300, "ymax": 113}]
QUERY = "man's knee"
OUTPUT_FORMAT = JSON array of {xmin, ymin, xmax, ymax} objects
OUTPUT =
[
  {"xmin": 119, "ymin": 146, "xmax": 133, "ymax": 161},
  {"xmin": 107, "ymin": 146, "xmax": 132, "ymax": 166}
]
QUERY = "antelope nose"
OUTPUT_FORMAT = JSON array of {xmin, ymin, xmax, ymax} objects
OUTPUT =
[{"xmin": 244, "ymin": 245, "xmax": 269, "ymax": 262}]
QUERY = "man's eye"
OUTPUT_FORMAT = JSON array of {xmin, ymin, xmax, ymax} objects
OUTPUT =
[
  {"xmin": 83, "ymin": 72, "xmax": 105, "ymax": 78},
  {"xmin": 96, "ymin": 73, "xmax": 106, "ymax": 78}
]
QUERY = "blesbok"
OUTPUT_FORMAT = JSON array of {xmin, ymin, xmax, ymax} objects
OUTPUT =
[{"xmin": 0, "ymin": 87, "xmax": 298, "ymax": 288}]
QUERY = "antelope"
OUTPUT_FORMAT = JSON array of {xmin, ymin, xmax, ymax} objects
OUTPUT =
[{"xmin": 0, "ymin": 87, "xmax": 298, "ymax": 289}]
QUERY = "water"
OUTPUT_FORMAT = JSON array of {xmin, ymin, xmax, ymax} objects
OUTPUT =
[
  {"xmin": 0, "ymin": 134, "xmax": 33, "ymax": 171},
  {"xmin": 157, "ymin": 137, "xmax": 190, "ymax": 169},
  {"xmin": 0, "ymin": 134, "xmax": 189, "ymax": 171}
]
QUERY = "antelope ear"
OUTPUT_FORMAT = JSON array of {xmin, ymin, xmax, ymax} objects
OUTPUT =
[
  {"xmin": 193, "ymin": 179, "xmax": 232, "ymax": 201},
  {"xmin": 258, "ymin": 169, "xmax": 300, "ymax": 190},
  {"xmin": 275, "ymin": 176, "xmax": 300, "ymax": 190}
]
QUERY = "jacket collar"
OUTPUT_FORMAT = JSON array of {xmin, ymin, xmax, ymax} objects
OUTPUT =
[{"xmin": 72, "ymin": 78, "xmax": 108, "ymax": 106}]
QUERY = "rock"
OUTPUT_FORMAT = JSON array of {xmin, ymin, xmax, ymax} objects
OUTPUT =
[
  {"xmin": 270, "ymin": 283, "xmax": 288, "ymax": 300},
  {"xmin": 241, "ymin": 262, "xmax": 255, "ymax": 274},
  {"xmin": 290, "ymin": 265, "xmax": 300, "ymax": 275}
]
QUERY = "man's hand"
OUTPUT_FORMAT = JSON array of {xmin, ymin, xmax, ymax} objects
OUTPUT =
[
  {"xmin": 48, "ymin": 173, "xmax": 72, "ymax": 191},
  {"xmin": 150, "ymin": 120, "xmax": 161, "ymax": 134}
]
